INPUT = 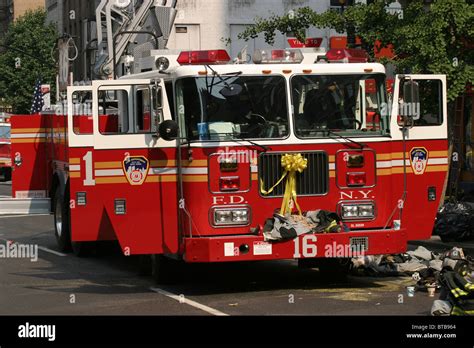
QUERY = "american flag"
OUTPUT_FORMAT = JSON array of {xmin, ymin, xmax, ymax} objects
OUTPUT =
[{"xmin": 30, "ymin": 79, "xmax": 44, "ymax": 114}]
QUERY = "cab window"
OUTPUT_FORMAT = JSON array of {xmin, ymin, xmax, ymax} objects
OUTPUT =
[
  {"xmin": 399, "ymin": 79, "xmax": 443, "ymax": 126},
  {"xmin": 97, "ymin": 85, "xmax": 154, "ymax": 135}
]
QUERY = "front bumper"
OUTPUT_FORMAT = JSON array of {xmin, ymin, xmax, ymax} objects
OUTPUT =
[{"xmin": 184, "ymin": 228, "xmax": 408, "ymax": 263}]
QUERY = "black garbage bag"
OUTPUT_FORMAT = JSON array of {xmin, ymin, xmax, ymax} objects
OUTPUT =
[{"xmin": 433, "ymin": 202, "xmax": 474, "ymax": 242}]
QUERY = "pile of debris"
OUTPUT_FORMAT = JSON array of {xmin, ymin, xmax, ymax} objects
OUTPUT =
[
  {"xmin": 263, "ymin": 210, "xmax": 344, "ymax": 242},
  {"xmin": 433, "ymin": 201, "xmax": 474, "ymax": 242},
  {"xmin": 351, "ymin": 246, "xmax": 474, "ymax": 316}
]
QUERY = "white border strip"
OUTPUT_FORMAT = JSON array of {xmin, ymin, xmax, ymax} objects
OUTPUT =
[
  {"xmin": 10, "ymin": 133, "xmax": 47, "ymax": 138},
  {"xmin": 376, "ymin": 158, "xmax": 448, "ymax": 169},
  {"xmin": 428, "ymin": 158, "xmax": 449, "ymax": 165},
  {"xmin": 181, "ymin": 168, "xmax": 208, "ymax": 175},
  {"xmin": 95, "ymin": 169, "xmax": 123, "ymax": 177},
  {"xmin": 150, "ymin": 167, "xmax": 178, "ymax": 175},
  {"xmin": 95, "ymin": 168, "xmax": 181, "ymax": 177},
  {"xmin": 150, "ymin": 287, "xmax": 229, "ymax": 316}
]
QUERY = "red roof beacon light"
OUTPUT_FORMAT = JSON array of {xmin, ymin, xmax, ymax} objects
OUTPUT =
[
  {"xmin": 0, "ymin": 115, "xmax": 11, "ymax": 124},
  {"xmin": 326, "ymin": 48, "xmax": 369, "ymax": 63},
  {"xmin": 253, "ymin": 49, "xmax": 304, "ymax": 64},
  {"xmin": 177, "ymin": 50, "xmax": 231, "ymax": 65}
]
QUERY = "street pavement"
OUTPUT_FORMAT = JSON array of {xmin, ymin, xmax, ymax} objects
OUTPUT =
[
  {"xmin": 0, "ymin": 182, "xmax": 471, "ymax": 316},
  {"xmin": 0, "ymin": 181, "xmax": 11, "ymax": 197}
]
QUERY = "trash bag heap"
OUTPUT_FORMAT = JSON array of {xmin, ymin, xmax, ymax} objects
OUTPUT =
[
  {"xmin": 433, "ymin": 201, "xmax": 474, "ymax": 242},
  {"xmin": 351, "ymin": 246, "xmax": 474, "ymax": 316}
]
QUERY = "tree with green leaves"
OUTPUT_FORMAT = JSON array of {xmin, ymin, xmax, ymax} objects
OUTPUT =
[
  {"xmin": 0, "ymin": 9, "xmax": 58, "ymax": 114},
  {"xmin": 239, "ymin": 0, "xmax": 473, "ymax": 102}
]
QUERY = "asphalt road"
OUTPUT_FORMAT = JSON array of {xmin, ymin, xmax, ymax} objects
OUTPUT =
[
  {"xmin": 0, "ymin": 213, "xmax": 448, "ymax": 316},
  {"xmin": 0, "ymin": 180, "xmax": 11, "ymax": 197}
]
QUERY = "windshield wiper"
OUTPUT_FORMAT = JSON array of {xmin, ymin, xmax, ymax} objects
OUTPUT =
[
  {"xmin": 205, "ymin": 65, "xmax": 242, "ymax": 94},
  {"xmin": 325, "ymin": 129, "xmax": 366, "ymax": 149},
  {"xmin": 235, "ymin": 136, "xmax": 269, "ymax": 153}
]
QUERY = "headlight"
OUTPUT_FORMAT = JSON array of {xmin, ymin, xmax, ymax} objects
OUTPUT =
[
  {"xmin": 212, "ymin": 207, "xmax": 250, "ymax": 226},
  {"xmin": 358, "ymin": 204, "xmax": 375, "ymax": 217},
  {"xmin": 342, "ymin": 205, "xmax": 359, "ymax": 218},
  {"xmin": 341, "ymin": 203, "xmax": 375, "ymax": 220},
  {"xmin": 215, "ymin": 210, "xmax": 232, "ymax": 223},
  {"xmin": 232, "ymin": 209, "xmax": 248, "ymax": 223}
]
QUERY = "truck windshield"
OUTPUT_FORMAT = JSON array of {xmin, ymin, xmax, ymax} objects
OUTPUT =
[
  {"xmin": 0, "ymin": 125, "xmax": 10, "ymax": 141},
  {"xmin": 176, "ymin": 75, "xmax": 289, "ymax": 141},
  {"xmin": 291, "ymin": 74, "xmax": 389, "ymax": 138}
]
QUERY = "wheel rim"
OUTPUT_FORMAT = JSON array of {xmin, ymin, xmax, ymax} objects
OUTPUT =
[{"xmin": 55, "ymin": 196, "xmax": 62, "ymax": 237}]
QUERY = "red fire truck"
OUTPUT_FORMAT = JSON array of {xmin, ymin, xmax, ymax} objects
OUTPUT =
[
  {"xmin": 0, "ymin": 114, "xmax": 12, "ymax": 182},
  {"xmin": 10, "ymin": 46, "xmax": 448, "ymax": 282}
]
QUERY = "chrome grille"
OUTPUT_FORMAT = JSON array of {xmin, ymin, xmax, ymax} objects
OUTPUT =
[
  {"xmin": 350, "ymin": 237, "xmax": 369, "ymax": 252},
  {"xmin": 258, "ymin": 152, "xmax": 329, "ymax": 197}
]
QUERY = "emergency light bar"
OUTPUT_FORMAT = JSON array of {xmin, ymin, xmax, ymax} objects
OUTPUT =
[
  {"xmin": 177, "ymin": 50, "xmax": 231, "ymax": 65},
  {"xmin": 253, "ymin": 49, "xmax": 304, "ymax": 64},
  {"xmin": 326, "ymin": 48, "xmax": 369, "ymax": 63}
]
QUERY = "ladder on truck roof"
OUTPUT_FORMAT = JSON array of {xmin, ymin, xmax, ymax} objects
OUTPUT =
[{"xmin": 94, "ymin": 0, "xmax": 178, "ymax": 79}]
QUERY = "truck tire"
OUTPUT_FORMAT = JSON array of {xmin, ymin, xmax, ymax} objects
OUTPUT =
[
  {"xmin": 3, "ymin": 168, "xmax": 11, "ymax": 182},
  {"xmin": 298, "ymin": 258, "xmax": 319, "ymax": 269},
  {"xmin": 138, "ymin": 255, "xmax": 152, "ymax": 276},
  {"xmin": 71, "ymin": 241, "xmax": 95, "ymax": 257},
  {"xmin": 53, "ymin": 189, "xmax": 71, "ymax": 252},
  {"xmin": 152, "ymin": 255, "xmax": 178, "ymax": 284},
  {"xmin": 317, "ymin": 258, "xmax": 351, "ymax": 280}
]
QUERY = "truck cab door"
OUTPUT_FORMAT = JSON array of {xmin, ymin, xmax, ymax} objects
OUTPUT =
[
  {"xmin": 68, "ymin": 79, "xmax": 179, "ymax": 255},
  {"xmin": 390, "ymin": 74, "xmax": 448, "ymax": 240}
]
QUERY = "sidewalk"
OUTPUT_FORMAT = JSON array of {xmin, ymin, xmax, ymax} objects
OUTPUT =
[{"xmin": 409, "ymin": 236, "xmax": 474, "ymax": 256}]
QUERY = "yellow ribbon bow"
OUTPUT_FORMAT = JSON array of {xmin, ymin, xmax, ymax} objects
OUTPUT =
[{"xmin": 260, "ymin": 153, "xmax": 308, "ymax": 216}]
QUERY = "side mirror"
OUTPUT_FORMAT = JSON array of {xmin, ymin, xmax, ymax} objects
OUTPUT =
[
  {"xmin": 158, "ymin": 120, "xmax": 179, "ymax": 141},
  {"xmin": 402, "ymin": 80, "xmax": 420, "ymax": 120}
]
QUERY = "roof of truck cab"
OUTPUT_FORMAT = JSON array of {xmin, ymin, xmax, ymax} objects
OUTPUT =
[{"xmin": 120, "ymin": 62, "xmax": 386, "ymax": 81}]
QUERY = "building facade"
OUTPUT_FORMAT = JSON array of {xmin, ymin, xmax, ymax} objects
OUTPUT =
[
  {"xmin": 46, "ymin": 0, "xmax": 369, "ymax": 80},
  {"xmin": 168, "ymin": 0, "xmax": 338, "ymax": 58},
  {"xmin": 0, "ymin": 0, "xmax": 45, "ymax": 42},
  {"xmin": 13, "ymin": 0, "xmax": 44, "ymax": 20}
]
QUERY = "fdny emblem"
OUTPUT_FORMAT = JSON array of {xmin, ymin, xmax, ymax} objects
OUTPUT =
[
  {"xmin": 410, "ymin": 147, "xmax": 429, "ymax": 175},
  {"xmin": 123, "ymin": 156, "xmax": 149, "ymax": 185}
]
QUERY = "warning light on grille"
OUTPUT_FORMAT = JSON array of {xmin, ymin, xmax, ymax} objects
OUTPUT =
[
  {"xmin": 220, "ymin": 176, "xmax": 240, "ymax": 191},
  {"xmin": 347, "ymin": 172, "xmax": 366, "ymax": 187}
]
